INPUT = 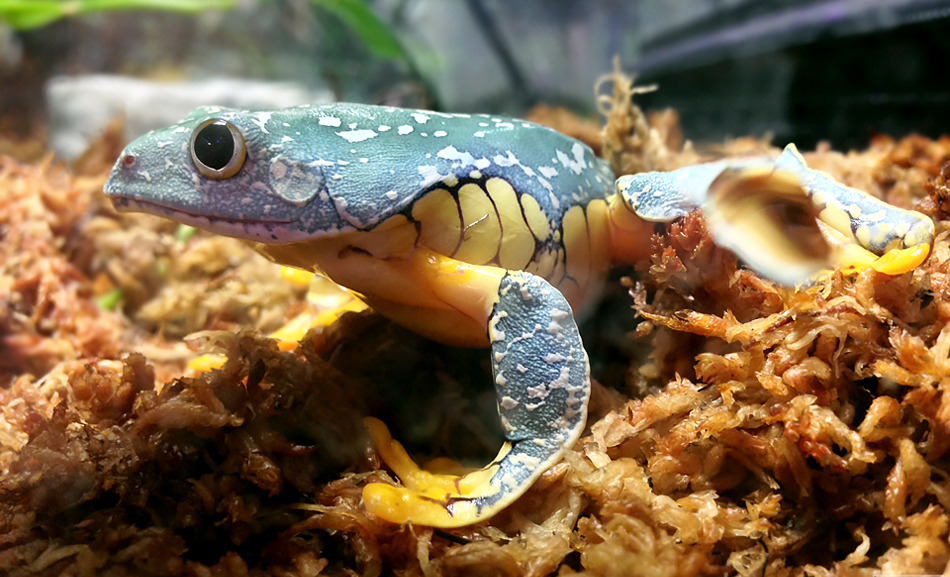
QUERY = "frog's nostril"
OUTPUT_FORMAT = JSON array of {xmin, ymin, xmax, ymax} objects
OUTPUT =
[{"xmin": 121, "ymin": 153, "xmax": 137, "ymax": 169}]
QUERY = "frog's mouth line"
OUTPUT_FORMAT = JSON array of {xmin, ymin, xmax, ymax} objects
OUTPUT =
[{"xmin": 109, "ymin": 196, "xmax": 296, "ymax": 243}]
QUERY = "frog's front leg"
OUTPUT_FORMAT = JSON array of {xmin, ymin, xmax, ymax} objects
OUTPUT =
[{"xmin": 361, "ymin": 256, "xmax": 590, "ymax": 527}]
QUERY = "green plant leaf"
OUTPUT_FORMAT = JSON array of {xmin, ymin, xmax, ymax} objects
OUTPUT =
[
  {"xmin": 175, "ymin": 224, "xmax": 197, "ymax": 243},
  {"xmin": 0, "ymin": 0, "xmax": 235, "ymax": 30},
  {"xmin": 95, "ymin": 287, "xmax": 124, "ymax": 311},
  {"xmin": 310, "ymin": 0, "xmax": 404, "ymax": 60}
]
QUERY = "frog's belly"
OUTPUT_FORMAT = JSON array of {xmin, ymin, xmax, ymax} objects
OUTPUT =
[{"xmin": 360, "ymin": 295, "xmax": 490, "ymax": 347}]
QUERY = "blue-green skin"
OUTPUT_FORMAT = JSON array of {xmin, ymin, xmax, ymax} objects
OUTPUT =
[
  {"xmin": 104, "ymin": 103, "xmax": 930, "ymax": 524},
  {"xmin": 107, "ymin": 103, "xmax": 616, "ymax": 245}
]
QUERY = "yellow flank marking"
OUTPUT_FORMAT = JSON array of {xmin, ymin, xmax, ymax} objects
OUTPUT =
[
  {"xmin": 534, "ymin": 248, "xmax": 558, "ymax": 279},
  {"xmin": 487, "ymin": 178, "xmax": 535, "ymax": 270},
  {"xmin": 855, "ymin": 224, "xmax": 872, "ymax": 247},
  {"xmin": 903, "ymin": 232, "xmax": 916, "ymax": 247},
  {"xmin": 562, "ymin": 205, "xmax": 591, "ymax": 288},
  {"xmin": 551, "ymin": 247, "xmax": 566, "ymax": 286},
  {"xmin": 818, "ymin": 203, "xmax": 856, "ymax": 241},
  {"xmin": 455, "ymin": 183, "xmax": 502, "ymax": 265},
  {"xmin": 584, "ymin": 199, "xmax": 611, "ymax": 281},
  {"xmin": 520, "ymin": 193, "xmax": 551, "ymax": 241},
  {"xmin": 848, "ymin": 203, "xmax": 862, "ymax": 218},
  {"xmin": 412, "ymin": 188, "xmax": 462, "ymax": 256},
  {"xmin": 349, "ymin": 214, "xmax": 418, "ymax": 260}
]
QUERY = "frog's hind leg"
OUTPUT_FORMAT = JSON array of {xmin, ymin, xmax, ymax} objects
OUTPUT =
[
  {"xmin": 774, "ymin": 144, "xmax": 935, "ymax": 275},
  {"xmin": 363, "ymin": 270, "xmax": 590, "ymax": 527},
  {"xmin": 187, "ymin": 268, "xmax": 367, "ymax": 373}
]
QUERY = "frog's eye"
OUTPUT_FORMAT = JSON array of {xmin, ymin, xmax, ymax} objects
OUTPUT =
[{"xmin": 190, "ymin": 119, "xmax": 247, "ymax": 179}]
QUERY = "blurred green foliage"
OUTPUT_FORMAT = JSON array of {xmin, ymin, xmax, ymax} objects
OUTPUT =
[{"xmin": 0, "ymin": 0, "xmax": 405, "ymax": 60}]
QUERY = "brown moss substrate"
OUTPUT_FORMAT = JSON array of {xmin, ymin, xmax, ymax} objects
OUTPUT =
[{"xmin": 3, "ymin": 85, "xmax": 950, "ymax": 575}]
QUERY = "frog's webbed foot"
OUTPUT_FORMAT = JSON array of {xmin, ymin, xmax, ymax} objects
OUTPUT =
[
  {"xmin": 363, "ymin": 271, "xmax": 589, "ymax": 527},
  {"xmin": 615, "ymin": 145, "xmax": 935, "ymax": 286},
  {"xmin": 773, "ymin": 144, "xmax": 934, "ymax": 277},
  {"xmin": 617, "ymin": 163, "xmax": 833, "ymax": 285}
]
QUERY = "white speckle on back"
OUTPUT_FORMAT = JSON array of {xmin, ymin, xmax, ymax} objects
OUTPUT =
[
  {"xmin": 437, "ymin": 145, "xmax": 476, "ymax": 168},
  {"xmin": 335, "ymin": 129, "xmax": 377, "ymax": 143},
  {"xmin": 348, "ymin": 122, "xmax": 358, "ymax": 129},
  {"xmin": 479, "ymin": 123, "xmax": 489, "ymax": 127},
  {"xmin": 251, "ymin": 112, "xmax": 273, "ymax": 134},
  {"xmin": 332, "ymin": 196, "xmax": 365, "ymax": 228},
  {"xmin": 411, "ymin": 112, "xmax": 430, "ymax": 124},
  {"xmin": 434, "ymin": 130, "xmax": 447, "ymax": 137},
  {"xmin": 474, "ymin": 131, "xmax": 485, "ymax": 138},
  {"xmin": 378, "ymin": 125, "xmax": 391, "ymax": 131},
  {"xmin": 360, "ymin": 158, "xmax": 369, "ymax": 164},
  {"xmin": 493, "ymin": 151, "xmax": 536, "ymax": 177},
  {"xmin": 318, "ymin": 116, "xmax": 342, "ymax": 127},
  {"xmin": 281, "ymin": 136, "xmax": 294, "ymax": 142},
  {"xmin": 475, "ymin": 158, "xmax": 490, "ymax": 170},
  {"xmin": 418, "ymin": 165, "xmax": 443, "ymax": 187},
  {"xmin": 398, "ymin": 125, "xmax": 413, "ymax": 135},
  {"xmin": 556, "ymin": 143, "xmax": 589, "ymax": 175},
  {"xmin": 539, "ymin": 166, "xmax": 558, "ymax": 178},
  {"xmin": 385, "ymin": 190, "xmax": 399, "ymax": 201}
]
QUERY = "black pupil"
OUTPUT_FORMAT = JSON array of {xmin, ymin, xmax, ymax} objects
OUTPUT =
[{"xmin": 194, "ymin": 122, "xmax": 235, "ymax": 170}]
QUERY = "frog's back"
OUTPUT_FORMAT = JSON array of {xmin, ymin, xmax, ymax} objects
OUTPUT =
[{"xmin": 255, "ymin": 103, "xmax": 617, "ymax": 306}]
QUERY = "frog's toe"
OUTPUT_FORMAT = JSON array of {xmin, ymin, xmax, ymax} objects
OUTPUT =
[
  {"xmin": 825, "ymin": 230, "xmax": 931, "ymax": 277},
  {"xmin": 869, "ymin": 243, "xmax": 931, "ymax": 275},
  {"xmin": 362, "ymin": 416, "xmax": 503, "ymax": 526}
]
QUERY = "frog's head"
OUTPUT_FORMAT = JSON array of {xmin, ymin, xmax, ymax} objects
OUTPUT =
[{"xmin": 104, "ymin": 105, "xmax": 375, "ymax": 244}]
